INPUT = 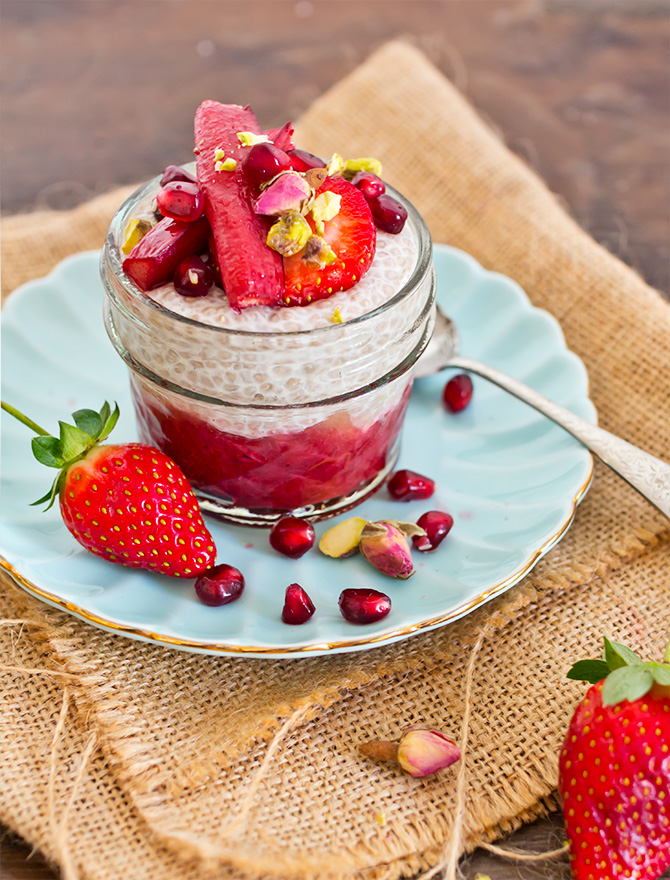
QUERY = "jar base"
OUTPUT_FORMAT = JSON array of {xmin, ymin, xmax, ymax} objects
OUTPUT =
[{"xmin": 195, "ymin": 446, "xmax": 400, "ymax": 527}]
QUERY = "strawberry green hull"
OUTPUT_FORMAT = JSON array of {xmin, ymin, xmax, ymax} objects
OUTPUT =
[{"xmin": 194, "ymin": 101, "xmax": 284, "ymax": 309}]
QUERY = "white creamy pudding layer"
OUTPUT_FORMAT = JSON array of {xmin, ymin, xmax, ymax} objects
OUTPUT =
[{"xmin": 150, "ymin": 226, "xmax": 418, "ymax": 332}]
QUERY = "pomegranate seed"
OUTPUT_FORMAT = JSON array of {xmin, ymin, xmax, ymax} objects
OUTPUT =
[
  {"xmin": 288, "ymin": 148, "xmax": 326, "ymax": 172},
  {"xmin": 443, "ymin": 373, "xmax": 473, "ymax": 413},
  {"xmin": 160, "ymin": 164, "xmax": 197, "ymax": 187},
  {"xmin": 388, "ymin": 469, "xmax": 435, "ymax": 502},
  {"xmin": 156, "ymin": 181, "xmax": 205, "ymax": 222},
  {"xmin": 282, "ymin": 583, "xmax": 316, "ymax": 624},
  {"xmin": 174, "ymin": 255, "xmax": 215, "ymax": 297},
  {"xmin": 195, "ymin": 564, "xmax": 244, "ymax": 606},
  {"xmin": 339, "ymin": 589, "xmax": 391, "ymax": 625},
  {"xmin": 412, "ymin": 511, "xmax": 454, "ymax": 552},
  {"xmin": 367, "ymin": 193, "xmax": 408, "ymax": 234},
  {"xmin": 351, "ymin": 171, "xmax": 385, "ymax": 200},
  {"xmin": 242, "ymin": 143, "xmax": 292, "ymax": 187},
  {"xmin": 269, "ymin": 516, "xmax": 315, "ymax": 559}
]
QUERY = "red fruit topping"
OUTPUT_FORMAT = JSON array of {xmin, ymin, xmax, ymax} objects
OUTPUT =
[
  {"xmin": 339, "ymin": 589, "xmax": 391, "ymax": 625},
  {"xmin": 283, "ymin": 177, "xmax": 376, "ymax": 305},
  {"xmin": 122, "ymin": 215, "xmax": 210, "ymax": 291},
  {"xmin": 288, "ymin": 148, "xmax": 326, "ymax": 172},
  {"xmin": 156, "ymin": 181, "xmax": 205, "ymax": 222},
  {"xmin": 560, "ymin": 639, "xmax": 670, "ymax": 880},
  {"xmin": 269, "ymin": 515, "xmax": 315, "ymax": 559},
  {"xmin": 281, "ymin": 583, "xmax": 315, "ymax": 624},
  {"xmin": 412, "ymin": 511, "xmax": 454, "ymax": 552},
  {"xmin": 368, "ymin": 193, "xmax": 408, "ymax": 234},
  {"xmin": 351, "ymin": 171, "xmax": 385, "ymax": 200},
  {"xmin": 242, "ymin": 142, "xmax": 293, "ymax": 187},
  {"xmin": 195, "ymin": 563, "xmax": 244, "ymax": 606},
  {"xmin": 173, "ymin": 255, "xmax": 215, "ymax": 298},
  {"xmin": 388, "ymin": 469, "xmax": 435, "ymax": 502},
  {"xmin": 443, "ymin": 373, "xmax": 473, "ymax": 413},
  {"xmin": 263, "ymin": 121, "xmax": 295, "ymax": 152},
  {"xmin": 194, "ymin": 100, "xmax": 284, "ymax": 309},
  {"xmin": 160, "ymin": 164, "xmax": 197, "ymax": 187}
]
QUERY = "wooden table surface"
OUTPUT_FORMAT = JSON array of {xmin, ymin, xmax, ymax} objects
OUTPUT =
[{"xmin": 1, "ymin": 2, "xmax": 668, "ymax": 879}]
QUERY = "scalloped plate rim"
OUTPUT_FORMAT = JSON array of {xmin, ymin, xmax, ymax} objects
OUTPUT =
[{"xmin": 0, "ymin": 245, "xmax": 595, "ymax": 657}]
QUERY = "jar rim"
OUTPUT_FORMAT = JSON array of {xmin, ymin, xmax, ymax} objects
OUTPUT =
[{"xmin": 101, "ymin": 170, "xmax": 433, "ymax": 340}]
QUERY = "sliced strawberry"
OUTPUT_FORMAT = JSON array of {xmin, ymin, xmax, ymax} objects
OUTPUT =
[
  {"xmin": 194, "ymin": 100, "xmax": 284, "ymax": 309},
  {"xmin": 122, "ymin": 215, "xmax": 210, "ymax": 292},
  {"xmin": 283, "ymin": 177, "xmax": 376, "ymax": 306},
  {"xmin": 264, "ymin": 121, "xmax": 294, "ymax": 152}
]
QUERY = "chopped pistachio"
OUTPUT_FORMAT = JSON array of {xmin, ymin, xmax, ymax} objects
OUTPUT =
[
  {"xmin": 215, "ymin": 157, "xmax": 237, "ymax": 172},
  {"xmin": 302, "ymin": 235, "xmax": 336, "ymax": 269},
  {"xmin": 319, "ymin": 517, "xmax": 367, "ymax": 557},
  {"xmin": 237, "ymin": 131, "xmax": 271, "ymax": 147},
  {"xmin": 331, "ymin": 308, "xmax": 343, "ymax": 324},
  {"xmin": 266, "ymin": 211, "xmax": 312, "ymax": 257},
  {"xmin": 121, "ymin": 217, "xmax": 153, "ymax": 255},
  {"xmin": 304, "ymin": 167, "xmax": 327, "ymax": 189},
  {"xmin": 311, "ymin": 191, "xmax": 341, "ymax": 236},
  {"xmin": 214, "ymin": 148, "xmax": 225, "ymax": 161},
  {"xmin": 344, "ymin": 157, "xmax": 382, "ymax": 177},
  {"xmin": 325, "ymin": 153, "xmax": 345, "ymax": 176}
]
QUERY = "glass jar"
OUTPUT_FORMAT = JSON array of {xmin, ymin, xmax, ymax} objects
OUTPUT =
[{"xmin": 101, "ymin": 173, "xmax": 435, "ymax": 526}]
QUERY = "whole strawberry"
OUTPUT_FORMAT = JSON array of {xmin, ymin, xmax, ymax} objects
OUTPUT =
[
  {"xmin": 2, "ymin": 400, "xmax": 216, "ymax": 577},
  {"xmin": 560, "ymin": 638, "xmax": 670, "ymax": 880}
]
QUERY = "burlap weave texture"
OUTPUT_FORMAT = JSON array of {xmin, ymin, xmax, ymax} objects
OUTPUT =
[{"xmin": 1, "ymin": 42, "xmax": 668, "ymax": 879}]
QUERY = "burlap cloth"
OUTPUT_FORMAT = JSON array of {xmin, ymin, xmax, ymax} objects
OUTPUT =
[{"xmin": 1, "ymin": 42, "xmax": 669, "ymax": 880}]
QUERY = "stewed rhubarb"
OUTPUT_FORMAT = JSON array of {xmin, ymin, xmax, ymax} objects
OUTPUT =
[{"xmin": 122, "ymin": 215, "xmax": 210, "ymax": 292}]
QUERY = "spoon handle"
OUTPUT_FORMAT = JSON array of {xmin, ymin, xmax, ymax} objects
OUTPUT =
[{"xmin": 449, "ymin": 355, "xmax": 670, "ymax": 520}]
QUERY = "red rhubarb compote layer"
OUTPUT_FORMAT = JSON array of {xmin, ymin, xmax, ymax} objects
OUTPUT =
[{"xmin": 131, "ymin": 376, "xmax": 412, "ymax": 510}]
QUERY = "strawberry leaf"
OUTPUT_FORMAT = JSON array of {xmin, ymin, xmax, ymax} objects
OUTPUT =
[
  {"xmin": 649, "ymin": 663, "xmax": 670, "ymax": 686},
  {"xmin": 603, "ymin": 638, "xmax": 642, "ymax": 671},
  {"xmin": 601, "ymin": 665, "xmax": 655, "ymax": 706},
  {"xmin": 31, "ymin": 436, "xmax": 64, "ymax": 468},
  {"xmin": 567, "ymin": 659, "xmax": 611, "ymax": 684},
  {"xmin": 30, "ymin": 475, "xmax": 60, "ymax": 510},
  {"xmin": 58, "ymin": 421, "xmax": 93, "ymax": 461},
  {"xmin": 99, "ymin": 402, "xmax": 120, "ymax": 442},
  {"xmin": 72, "ymin": 408, "xmax": 102, "ymax": 438}
]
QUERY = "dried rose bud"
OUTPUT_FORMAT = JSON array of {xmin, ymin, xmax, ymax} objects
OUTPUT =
[
  {"xmin": 359, "ymin": 728, "xmax": 460, "ymax": 778},
  {"xmin": 359, "ymin": 520, "xmax": 425, "ymax": 579},
  {"xmin": 397, "ymin": 729, "xmax": 461, "ymax": 778},
  {"xmin": 254, "ymin": 171, "xmax": 313, "ymax": 216}
]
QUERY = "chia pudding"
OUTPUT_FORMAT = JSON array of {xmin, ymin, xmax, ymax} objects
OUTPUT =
[{"xmin": 101, "ymin": 101, "xmax": 435, "ymax": 524}]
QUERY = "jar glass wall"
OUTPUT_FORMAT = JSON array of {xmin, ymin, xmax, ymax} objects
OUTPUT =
[{"xmin": 101, "ymin": 174, "xmax": 435, "ymax": 525}]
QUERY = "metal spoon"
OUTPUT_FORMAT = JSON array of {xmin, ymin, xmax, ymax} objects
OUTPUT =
[{"xmin": 415, "ymin": 306, "xmax": 670, "ymax": 519}]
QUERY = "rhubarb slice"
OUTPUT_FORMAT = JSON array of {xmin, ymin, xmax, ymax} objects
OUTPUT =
[
  {"xmin": 194, "ymin": 101, "xmax": 284, "ymax": 309},
  {"xmin": 122, "ymin": 215, "xmax": 210, "ymax": 291},
  {"xmin": 264, "ymin": 121, "xmax": 294, "ymax": 152}
]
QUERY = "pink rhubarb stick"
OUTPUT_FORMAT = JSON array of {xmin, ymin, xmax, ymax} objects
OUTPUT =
[{"xmin": 194, "ymin": 101, "xmax": 284, "ymax": 309}]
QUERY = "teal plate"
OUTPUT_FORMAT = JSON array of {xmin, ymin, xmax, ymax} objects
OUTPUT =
[{"xmin": 0, "ymin": 246, "xmax": 595, "ymax": 657}]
